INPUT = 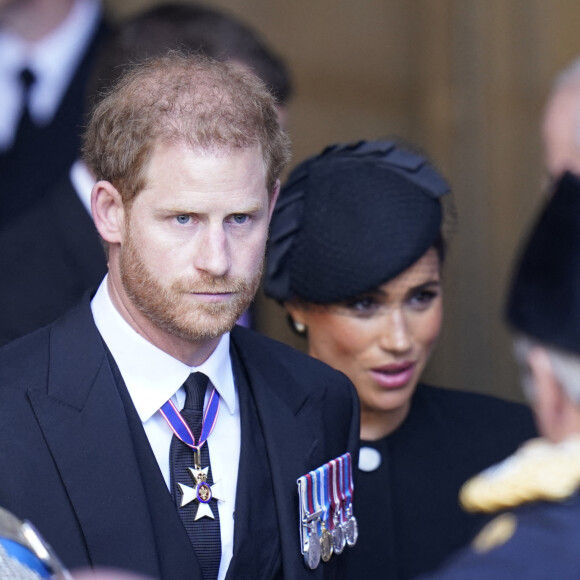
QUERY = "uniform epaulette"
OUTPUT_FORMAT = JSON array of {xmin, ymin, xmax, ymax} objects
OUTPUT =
[{"xmin": 460, "ymin": 436, "xmax": 580, "ymax": 513}]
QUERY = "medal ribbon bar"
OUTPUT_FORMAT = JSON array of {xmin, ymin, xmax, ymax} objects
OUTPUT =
[{"xmin": 296, "ymin": 452, "xmax": 358, "ymax": 569}]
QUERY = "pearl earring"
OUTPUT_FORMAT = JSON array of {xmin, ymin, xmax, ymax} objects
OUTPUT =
[{"xmin": 294, "ymin": 321, "xmax": 306, "ymax": 335}]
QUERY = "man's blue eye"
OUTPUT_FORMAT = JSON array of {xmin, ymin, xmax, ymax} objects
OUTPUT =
[
  {"xmin": 232, "ymin": 214, "xmax": 248, "ymax": 224},
  {"xmin": 176, "ymin": 215, "xmax": 190, "ymax": 224}
]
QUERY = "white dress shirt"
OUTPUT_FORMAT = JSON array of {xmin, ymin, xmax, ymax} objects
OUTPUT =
[
  {"xmin": 91, "ymin": 276, "xmax": 240, "ymax": 580},
  {"xmin": 0, "ymin": 0, "xmax": 101, "ymax": 150}
]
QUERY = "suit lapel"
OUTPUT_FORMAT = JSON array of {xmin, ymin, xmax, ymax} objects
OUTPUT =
[
  {"xmin": 230, "ymin": 328, "xmax": 326, "ymax": 579},
  {"xmin": 26, "ymin": 300, "xmax": 161, "ymax": 577},
  {"xmin": 230, "ymin": 329, "xmax": 322, "ymax": 465},
  {"xmin": 226, "ymin": 349, "xmax": 281, "ymax": 579}
]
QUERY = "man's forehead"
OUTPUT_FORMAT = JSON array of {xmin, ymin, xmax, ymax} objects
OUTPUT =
[
  {"xmin": 133, "ymin": 141, "xmax": 269, "ymax": 204},
  {"xmin": 146, "ymin": 140, "xmax": 266, "ymax": 172}
]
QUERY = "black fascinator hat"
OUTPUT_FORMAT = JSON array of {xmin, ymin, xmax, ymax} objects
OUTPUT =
[
  {"xmin": 506, "ymin": 172, "xmax": 580, "ymax": 354},
  {"xmin": 265, "ymin": 140, "xmax": 450, "ymax": 304}
]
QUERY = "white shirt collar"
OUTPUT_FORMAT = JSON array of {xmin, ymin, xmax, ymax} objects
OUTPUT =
[{"xmin": 90, "ymin": 276, "xmax": 237, "ymax": 422}]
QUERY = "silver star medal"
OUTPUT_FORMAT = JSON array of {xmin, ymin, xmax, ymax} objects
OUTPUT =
[{"xmin": 178, "ymin": 466, "xmax": 224, "ymax": 520}]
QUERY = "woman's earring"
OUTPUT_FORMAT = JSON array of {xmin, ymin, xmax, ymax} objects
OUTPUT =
[{"xmin": 294, "ymin": 321, "xmax": 307, "ymax": 335}]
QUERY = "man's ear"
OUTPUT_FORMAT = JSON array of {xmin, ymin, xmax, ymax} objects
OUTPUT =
[
  {"xmin": 528, "ymin": 346, "xmax": 567, "ymax": 440},
  {"xmin": 268, "ymin": 179, "xmax": 281, "ymax": 222},
  {"xmin": 92, "ymin": 181, "xmax": 125, "ymax": 244}
]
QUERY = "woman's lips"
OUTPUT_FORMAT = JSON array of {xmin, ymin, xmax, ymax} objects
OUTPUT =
[{"xmin": 369, "ymin": 362, "xmax": 416, "ymax": 389}]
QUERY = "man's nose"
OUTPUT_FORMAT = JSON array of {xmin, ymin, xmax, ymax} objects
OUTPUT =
[{"xmin": 193, "ymin": 224, "xmax": 231, "ymax": 277}]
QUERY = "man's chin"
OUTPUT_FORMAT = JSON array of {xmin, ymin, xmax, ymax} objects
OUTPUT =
[{"xmin": 166, "ymin": 306, "xmax": 246, "ymax": 342}]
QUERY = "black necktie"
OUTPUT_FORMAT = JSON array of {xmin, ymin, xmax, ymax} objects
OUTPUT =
[
  {"xmin": 13, "ymin": 68, "xmax": 37, "ymax": 147},
  {"xmin": 170, "ymin": 372, "xmax": 221, "ymax": 580}
]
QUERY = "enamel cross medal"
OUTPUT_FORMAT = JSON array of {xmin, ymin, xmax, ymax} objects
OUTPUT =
[
  {"xmin": 177, "ymin": 447, "xmax": 224, "ymax": 520},
  {"xmin": 160, "ymin": 384, "xmax": 223, "ymax": 520}
]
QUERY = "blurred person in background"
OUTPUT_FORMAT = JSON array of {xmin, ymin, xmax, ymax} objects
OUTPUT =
[
  {"xmin": 542, "ymin": 55, "xmax": 580, "ymax": 179},
  {"xmin": 0, "ymin": 0, "xmax": 108, "ymax": 224},
  {"xmin": 418, "ymin": 172, "xmax": 580, "ymax": 580},
  {"xmin": 265, "ymin": 139, "xmax": 536, "ymax": 580}
]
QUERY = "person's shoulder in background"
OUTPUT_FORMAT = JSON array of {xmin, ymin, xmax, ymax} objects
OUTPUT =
[{"xmin": 0, "ymin": 174, "xmax": 106, "ymax": 346}]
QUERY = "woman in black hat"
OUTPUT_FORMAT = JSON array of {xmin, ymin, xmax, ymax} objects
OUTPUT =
[{"xmin": 264, "ymin": 140, "xmax": 536, "ymax": 579}]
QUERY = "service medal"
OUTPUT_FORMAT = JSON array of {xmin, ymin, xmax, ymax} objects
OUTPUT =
[
  {"xmin": 345, "ymin": 510, "xmax": 359, "ymax": 546},
  {"xmin": 320, "ymin": 523, "xmax": 333, "ymax": 562},
  {"xmin": 298, "ymin": 474, "xmax": 323, "ymax": 569},
  {"xmin": 329, "ymin": 458, "xmax": 346, "ymax": 554},
  {"xmin": 305, "ymin": 520, "xmax": 321, "ymax": 570},
  {"xmin": 314, "ymin": 465, "xmax": 333, "ymax": 562},
  {"xmin": 332, "ymin": 513, "xmax": 346, "ymax": 554},
  {"xmin": 339, "ymin": 453, "xmax": 358, "ymax": 547}
]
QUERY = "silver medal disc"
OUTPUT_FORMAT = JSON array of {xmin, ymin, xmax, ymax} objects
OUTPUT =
[
  {"xmin": 332, "ymin": 523, "xmax": 346, "ymax": 554},
  {"xmin": 305, "ymin": 535, "xmax": 321, "ymax": 570},
  {"xmin": 345, "ymin": 515, "xmax": 358, "ymax": 546}
]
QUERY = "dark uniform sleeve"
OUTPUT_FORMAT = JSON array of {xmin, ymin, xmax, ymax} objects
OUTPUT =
[{"xmin": 418, "ymin": 498, "xmax": 580, "ymax": 580}]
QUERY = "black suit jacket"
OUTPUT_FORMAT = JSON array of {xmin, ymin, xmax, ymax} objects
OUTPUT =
[
  {"xmin": 0, "ymin": 19, "xmax": 108, "ymax": 226},
  {"xmin": 0, "ymin": 298, "xmax": 359, "ymax": 579},
  {"xmin": 0, "ymin": 174, "xmax": 107, "ymax": 346}
]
